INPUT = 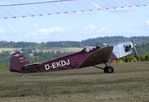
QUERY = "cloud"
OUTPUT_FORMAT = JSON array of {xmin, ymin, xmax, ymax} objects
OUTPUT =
[
  {"xmin": 0, "ymin": 28, "xmax": 6, "ymax": 33},
  {"xmin": 25, "ymin": 26, "xmax": 65, "ymax": 37},
  {"xmin": 82, "ymin": 24, "xmax": 98, "ymax": 31},
  {"xmin": 0, "ymin": 27, "xmax": 17, "ymax": 34},
  {"xmin": 23, "ymin": 26, "xmax": 66, "ymax": 42},
  {"xmin": 145, "ymin": 20, "xmax": 149, "ymax": 25},
  {"xmin": 32, "ymin": 24, "xmax": 40, "ymax": 27},
  {"xmin": 98, "ymin": 27, "xmax": 107, "ymax": 32},
  {"xmin": 25, "ymin": 32, "xmax": 37, "ymax": 37},
  {"xmin": 90, "ymin": 2, "xmax": 101, "ymax": 8},
  {"xmin": 82, "ymin": 25, "xmax": 107, "ymax": 32},
  {"xmin": 39, "ymin": 26, "xmax": 64, "ymax": 34},
  {"xmin": 80, "ymin": 25, "xmax": 138, "ymax": 37}
]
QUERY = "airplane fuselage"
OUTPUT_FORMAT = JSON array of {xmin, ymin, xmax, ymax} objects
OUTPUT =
[{"xmin": 10, "ymin": 46, "xmax": 113, "ymax": 73}]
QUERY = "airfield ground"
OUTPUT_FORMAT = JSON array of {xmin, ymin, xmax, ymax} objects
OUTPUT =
[{"xmin": 0, "ymin": 61, "xmax": 149, "ymax": 102}]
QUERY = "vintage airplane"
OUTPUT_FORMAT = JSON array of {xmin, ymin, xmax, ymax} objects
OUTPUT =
[{"xmin": 10, "ymin": 42, "xmax": 133, "ymax": 74}]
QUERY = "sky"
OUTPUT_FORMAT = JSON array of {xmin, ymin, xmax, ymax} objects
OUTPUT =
[{"xmin": 0, "ymin": 0, "xmax": 149, "ymax": 42}]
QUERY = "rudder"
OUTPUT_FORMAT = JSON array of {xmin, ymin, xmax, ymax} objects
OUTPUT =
[{"xmin": 10, "ymin": 51, "xmax": 30, "ymax": 72}]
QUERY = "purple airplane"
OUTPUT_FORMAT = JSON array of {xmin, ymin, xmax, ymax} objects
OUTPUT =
[{"xmin": 10, "ymin": 42, "xmax": 133, "ymax": 73}]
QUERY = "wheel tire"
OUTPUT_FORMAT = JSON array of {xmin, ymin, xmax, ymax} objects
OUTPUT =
[{"xmin": 104, "ymin": 66, "xmax": 114, "ymax": 73}]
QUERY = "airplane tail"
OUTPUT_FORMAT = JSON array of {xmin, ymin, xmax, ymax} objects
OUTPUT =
[{"xmin": 10, "ymin": 51, "xmax": 30, "ymax": 72}]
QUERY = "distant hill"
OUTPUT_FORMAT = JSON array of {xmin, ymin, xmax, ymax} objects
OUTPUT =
[
  {"xmin": 82, "ymin": 36, "xmax": 149, "ymax": 46},
  {"xmin": 0, "ymin": 36, "xmax": 149, "ymax": 48}
]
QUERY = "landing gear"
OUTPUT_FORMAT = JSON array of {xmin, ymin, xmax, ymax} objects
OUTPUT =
[
  {"xmin": 103, "ymin": 66, "xmax": 114, "ymax": 73},
  {"xmin": 93, "ymin": 63, "xmax": 114, "ymax": 73}
]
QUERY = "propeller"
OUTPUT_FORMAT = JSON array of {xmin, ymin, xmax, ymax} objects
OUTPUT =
[{"xmin": 130, "ymin": 38, "xmax": 139, "ymax": 57}]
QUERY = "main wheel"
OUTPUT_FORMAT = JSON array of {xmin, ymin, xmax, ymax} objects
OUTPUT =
[{"xmin": 104, "ymin": 66, "xmax": 114, "ymax": 73}]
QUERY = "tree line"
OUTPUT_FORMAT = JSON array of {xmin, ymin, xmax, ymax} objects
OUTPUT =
[{"xmin": 0, "ymin": 36, "xmax": 149, "ymax": 48}]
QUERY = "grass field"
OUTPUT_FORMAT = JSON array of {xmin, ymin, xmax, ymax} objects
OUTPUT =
[
  {"xmin": 0, "ymin": 47, "xmax": 82, "ymax": 53},
  {"xmin": 0, "ymin": 62, "xmax": 149, "ymax": 102},
  {"xmin": 36, "ymin": 47, "xmax": 82, "ymax": 53},
  {"xmin": 0, "ymin": 48, "xmax": 19, "ymax": 53}
]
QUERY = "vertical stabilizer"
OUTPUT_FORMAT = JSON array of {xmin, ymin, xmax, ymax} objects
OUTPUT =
[{"xmin": 10, "ymin": 51, "xmax": 30, "ymax": 72}]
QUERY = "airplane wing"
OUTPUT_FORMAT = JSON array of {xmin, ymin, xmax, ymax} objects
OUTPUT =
[
  {"xmin": 80, "ymin": 46, "xmax": 113, "ymax": 68},
  {"xmin": 0, "ymin": 0, "xmax": 148, "ymax": 19}
]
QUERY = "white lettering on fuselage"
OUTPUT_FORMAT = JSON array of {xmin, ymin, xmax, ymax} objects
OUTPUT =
[{"xmin": 44, "ymin": 59, "xmax": 70, "ymax": 70}]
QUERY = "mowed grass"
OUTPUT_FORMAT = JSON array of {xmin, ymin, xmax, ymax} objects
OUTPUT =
[
  {"xmin": 36, "ymin": 47, "xmax": 82, "ymax": 53},
  {"xmin": 0, "ymin": 62, "xmax": 149, "ymax": 102},
  {"xmin": 0, "ymin": 48, "xmax": 20, "ymax": 53},
  {"xmin": 0, "ymin": 47, "xmax": 82, "ymax": 53}
]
